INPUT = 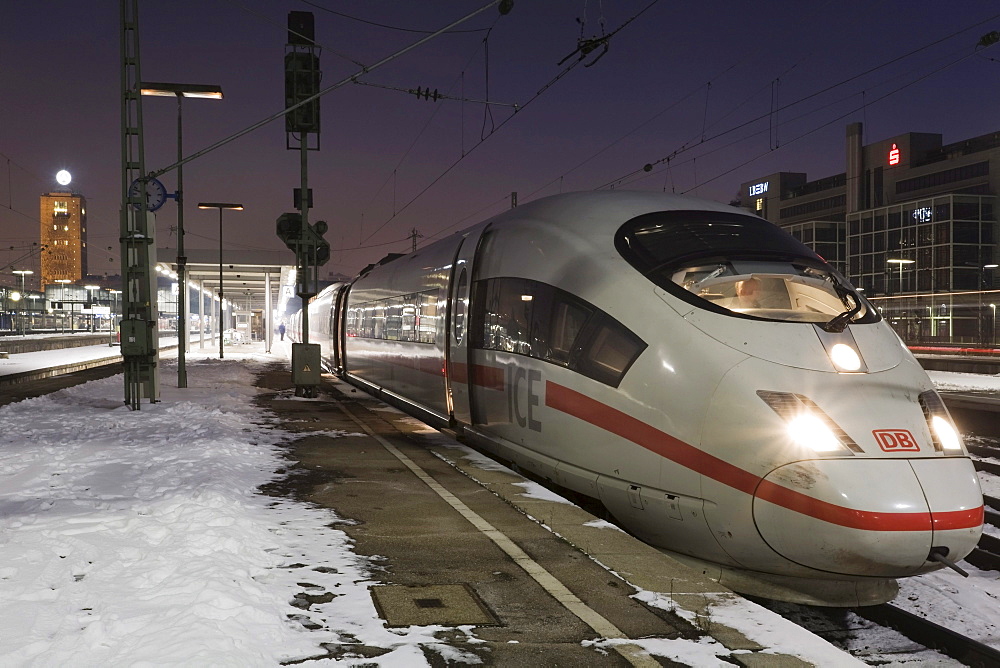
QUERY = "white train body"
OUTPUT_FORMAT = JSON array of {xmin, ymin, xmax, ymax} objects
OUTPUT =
[{"xmin": 296, "ymin": 191, "xmax": 983, "ymax": 606}]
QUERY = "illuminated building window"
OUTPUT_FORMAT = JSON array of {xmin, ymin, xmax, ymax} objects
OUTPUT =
[{"xmin": 756, "ymin": 198, "xmax": 764, "ymax": 211}]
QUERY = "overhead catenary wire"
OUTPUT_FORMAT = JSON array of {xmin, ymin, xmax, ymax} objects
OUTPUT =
[
  {"xmin": 522, "ymin": 0, "xmax": 845, "ymax": 202},
  {"xmin": 598, "ymin": 11, "xmax": 1000, "ymax": 191},
  {"xmin": 299, "ymin": 0, "xmax": 489, "ymax": 35},
  {"xmin": 620, "ymin": 45, "xmax": 983, "ymax": 196},
  {"xmin": 147, "ymin": 0, "xmax": 508, "ymax": 182},
  {"xmin": 361, "ymin": 0, "xmax": 664, "ymax": 246},
  {"xmin": 359, "ymin": 19, "xmax": 498, "ymax": 237},
  {"xmin": 220, "ymin": 0, "xmax": 365, "ymax": 68}
]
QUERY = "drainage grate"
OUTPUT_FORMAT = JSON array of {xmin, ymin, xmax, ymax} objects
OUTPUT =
[
  {"xmin": 371, "ymin": 584, "xmax": 499, "ymax": 627},
  {"xmin": 414, "ymin": 598, "xmax": 444, "ymax": 608}
]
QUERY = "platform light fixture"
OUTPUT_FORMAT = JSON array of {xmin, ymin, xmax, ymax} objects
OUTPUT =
[{"xmin": 141, "ymin": 82, "xmax": 224, "ymax": 389}]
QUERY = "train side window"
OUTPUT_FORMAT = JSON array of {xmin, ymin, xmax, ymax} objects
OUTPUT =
[
  {"xmin": 400, "ymin": 294, "xmax": 417, "ymax": 342},
  {"xmin": 572, "ymin": 314, "xmax": 646, "ymax": 387},
  {"xmin": 361, "ymin": 304, "xmax": 374, "ymax": 338},
  {"xmin": 545, "ymin": 298, "xmax": 590, "ymax": 365},
  {"xmin": 472, "ymin": 277, "xmax": 644, "ymax": 386},
  {"xmin": 346, "ymin": 306, "xmax": 358, "ymax": 336},
  {"xmin": 453, "ymin": 268, "xmax": 468, "ymax": 344},
  {"xmin": 385, "ymin": 296, "xmax": 403, "ymax": 340},
  {"xmin": 500, "ymin": 279, "xmax": 533, "ymax": 355},
  {"xmin": 418, "ymin": 291, "xmax": 437, "ymax": 343},
  {"xmin": 372, "ymin": 303, "xmax": 386, "ymax": 339}
]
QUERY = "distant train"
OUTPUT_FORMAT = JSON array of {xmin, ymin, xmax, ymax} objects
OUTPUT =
[{"xmin": 289, "ymin": 191, "xmax": 984, "ymax": 606}]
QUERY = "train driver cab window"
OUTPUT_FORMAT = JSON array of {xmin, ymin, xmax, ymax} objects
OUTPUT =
[{"xmin": 616, "ymin": 210, "xmax": 878, "ymax": 326}]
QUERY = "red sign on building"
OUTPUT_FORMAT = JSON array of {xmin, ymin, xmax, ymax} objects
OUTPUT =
[{"xmin": 888, "ymin": 143, "xmax": 900, "ymax": 165}]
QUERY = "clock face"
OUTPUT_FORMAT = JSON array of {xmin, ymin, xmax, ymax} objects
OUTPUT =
[{"xmin": 128, "ymin": 178, "xmax": 167, "ymax": 211}]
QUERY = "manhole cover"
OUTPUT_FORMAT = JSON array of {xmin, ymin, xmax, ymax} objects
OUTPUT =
[{"xmin": 371, "ymin": 584, "xmax": 499, "ymax": 627}]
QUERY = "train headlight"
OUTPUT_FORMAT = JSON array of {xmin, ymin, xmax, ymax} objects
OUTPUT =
[
  {"xmin": 757, "ymin": 390, "xmax": 862, "ymax": 455},
  {"xmin": 931, "ymin": 415, "xmax": 962, "ymax": 451},
  {"xmin": 919, "ymin": 390, "xmax": 964, "ymax": 453},
  {"xmin": 786, "ymin": 413, "xmax": 842, "ymax": 452},
  {"xmin": 829, "ymin": 343, "xmax": 861, "ymax": 372}
]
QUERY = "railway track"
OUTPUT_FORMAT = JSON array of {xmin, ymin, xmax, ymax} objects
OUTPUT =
[
  {"xmin": 851, "ymin": 604, "xmax": 1000, "ymax": 667},
  {"xmin": 7, "ymin": 352, "xmax": 1000, "ymax": 665}
]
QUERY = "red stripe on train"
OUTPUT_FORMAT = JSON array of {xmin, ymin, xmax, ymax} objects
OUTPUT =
[
  {"xmin": 544, "ymin": 380, "xmax": 983, "ymax": 532},
  {"xmin": 450, "ymin": 361, "xmax": 505, "ymax": 391}
]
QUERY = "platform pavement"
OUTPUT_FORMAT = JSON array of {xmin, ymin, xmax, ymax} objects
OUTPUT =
[{"xmin": 254, "ymin": 362, "xmax": 857, "ymax": 667}]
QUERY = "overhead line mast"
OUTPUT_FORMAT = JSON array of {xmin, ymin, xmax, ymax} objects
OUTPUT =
[{"xmin": 119, "ymin": 0, "xmax": 160, "ymax": 409}]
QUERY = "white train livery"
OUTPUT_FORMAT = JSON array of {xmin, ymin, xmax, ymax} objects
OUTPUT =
[{"xmin": 289, "ymin": 191, "xmax": 984, "ymax": 606}]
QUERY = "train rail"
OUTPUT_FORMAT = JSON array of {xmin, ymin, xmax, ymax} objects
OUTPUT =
[{"xmin": 851, "ymin": 604, "xmax": 1000, "ymax": 668}]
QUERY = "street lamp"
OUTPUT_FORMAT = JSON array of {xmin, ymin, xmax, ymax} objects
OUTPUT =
[
  {"xmin": 53, "ymin": 279, "xmax": 73, "ymax": 332},
  {"xmin": 12, "ymin": 270, "xmax": 32, "ymax": 335},
  {"xmin": 198, "ymin": 202, "xmax": 243, "ymax": 360},
  {"xmin": 84, "ymin": 285, "xmax": 100, "ymax": 332},
  {"xmin": 992, "ymin": 303, "xmax": 997, "ymax": 347},
  {"xmin": 961, "ymin": 261, "xmax": 998, "ymax": 346},
  {"xmin": 887, "ymin": 258, "xmax": 915, "ymax": 293},
  {"xmin": 109, "ymin": 289, "xmax": 121, "ymax": 344},
  {"xmin": 887, "ymin": 259, "xmax": 915, "ymax": 337},
  {"xmin": 142, "ymin": 82, "xmax": 223, "ymax": 388}
]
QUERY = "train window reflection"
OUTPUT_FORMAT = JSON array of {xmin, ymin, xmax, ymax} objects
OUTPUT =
[
  {"xmin": 453, "ymin": 268, "xmax": 468, "ymax": 343},
  {"xmin": 347, "ymin": 289, "xmax": 440, "ymax": 343},
  {"xmin": 574, "ymin": 314, "xmax": 646, "ymax": 386},
  {"xmin": 473, "ymin": 277, "xmax": 645, "ymax": 387}
]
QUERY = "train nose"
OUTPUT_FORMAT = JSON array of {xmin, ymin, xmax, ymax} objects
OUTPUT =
[{"xmin": 752, "ymin": 458, "xmax": 983, "ymax": 577}]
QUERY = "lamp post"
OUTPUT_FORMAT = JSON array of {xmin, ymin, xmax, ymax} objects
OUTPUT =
[
  {"xmin": 84, "ymin": 285, "xmax": 100, "ymax": 332},
  {"xmin": 109, "ymin": 289, "xmax": 121, "ymax": 345},
  {"xmin": 982, "ymin": 264, "xmax": 997, "ymax": 347},
  {"xmin": 8, "ymin": 291, "xmax": 20, "ymax": 335},
  {"xmin": 961, "ymin": 261, "xmax": 998, "ymax": 346},
  {"xmin": 12, "ymin": 270, "xmax": 32, "ymax": 335},
  {"xmin": 198, "ymin": 202, "xmax": 243, "ymax": 359},
  {"xmin": 142, "ymin": 83, "xmax": 223, "ymax": 387},
  {"xmin": 54, "ymin": 279, "xmax": 72, "ymax": 332},
  {"xmin": 887, "ymin": 259, "xmax": 914, "ymax": 336},
  {"xmin": 992, "ymin": 303, "xmax": 997, "ymax": 347}
]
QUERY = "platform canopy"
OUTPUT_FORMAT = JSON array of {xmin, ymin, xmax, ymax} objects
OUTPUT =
[{"xmin": 157, "ymin": 248, "xmax": 295, "ymax": 313}]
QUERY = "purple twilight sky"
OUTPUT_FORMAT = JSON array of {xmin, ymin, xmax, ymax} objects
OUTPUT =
[{"xmin": 2, "ymin": 1, "xmax": 999, "ymax": 285}]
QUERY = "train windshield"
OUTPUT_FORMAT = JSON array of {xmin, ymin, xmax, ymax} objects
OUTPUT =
[{"xmin": 616, "ymin": 210, "xmax": 878, "ymax": 326}]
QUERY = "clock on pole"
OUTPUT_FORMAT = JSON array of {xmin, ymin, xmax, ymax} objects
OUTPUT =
[{"xmin": 128, "ymin": 177, "xmax": 168, "ymax": 211}]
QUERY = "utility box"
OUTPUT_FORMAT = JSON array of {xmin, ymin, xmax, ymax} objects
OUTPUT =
[
  {"xmin": 120, "ymin": 319, "xmax": 151, "ymax": 356},
  {"xmin": 292, "ymin": 343, "xmax": 322, "ymax": 386}
]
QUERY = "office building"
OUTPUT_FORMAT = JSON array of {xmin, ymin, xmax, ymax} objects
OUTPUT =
[
  {"xmin": 40, "ymin": 192, "xmax": 88, "ymax": 287},
  {"xmin": 739, "ymin": 123, "xmax": 998, "ymax": 345}
]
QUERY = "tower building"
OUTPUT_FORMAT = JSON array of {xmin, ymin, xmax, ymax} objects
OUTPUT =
[{"xmin": 40, "ymin": 192, "xmax": 87, "ymax": 286}]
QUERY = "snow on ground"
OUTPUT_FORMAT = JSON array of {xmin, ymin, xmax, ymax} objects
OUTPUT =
[
  {"xmin": 927, "ymin": 369, "xmax": 1000, "ymax": 392},
  {"xmin": 0, "ymin": 349, "xmax": 484, "ymax": 666},
  {"xmin": 0, "ymin": 346, "xmax": 997, "ymax": 665}
]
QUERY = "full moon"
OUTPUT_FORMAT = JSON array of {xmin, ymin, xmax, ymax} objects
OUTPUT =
[{"xmin": 56, "ymin": 170, "xmax": 72, "ymax": 186}]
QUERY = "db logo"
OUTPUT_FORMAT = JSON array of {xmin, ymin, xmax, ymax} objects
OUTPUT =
[{"xmin": 873, "ymin": 429, "xmax": 920, "ymax": 452}]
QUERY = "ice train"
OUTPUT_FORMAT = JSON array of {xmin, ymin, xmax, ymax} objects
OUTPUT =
[{"xmin": 290, "ymin": 191, "xmax": 984, "ymax": 606}]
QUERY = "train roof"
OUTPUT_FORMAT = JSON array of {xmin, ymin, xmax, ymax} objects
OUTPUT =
[{"xmin": 353, "ymin": 191, "xmax": 753, "ymax": 279}]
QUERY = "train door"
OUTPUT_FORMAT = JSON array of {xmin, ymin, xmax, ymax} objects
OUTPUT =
[
  {"xmin": 447, "ymin": 226, "xmax": 490, "ymax": 426},
  {"xmin": 332, "ymin": 284, "xmax": 350, "ymax": 374}
]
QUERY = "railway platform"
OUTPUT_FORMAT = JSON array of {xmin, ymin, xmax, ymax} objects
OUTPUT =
[
  {"xmin": 253, "ymin": 360, "xmax": 850, "ymax": 666},
  {"xmin": 15, "ymin": 338, "xmax": 997, "ymax": 664}
]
